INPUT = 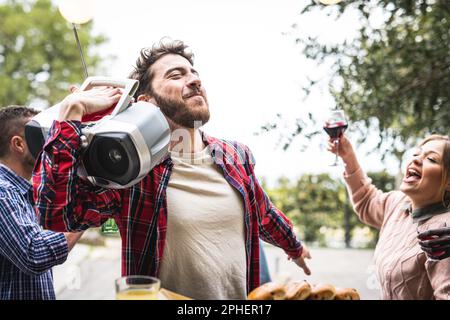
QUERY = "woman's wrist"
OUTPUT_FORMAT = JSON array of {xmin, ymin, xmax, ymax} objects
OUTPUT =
[{"xmin": 342, "ymin": 152, "xmax": 359, "ymax": 175}]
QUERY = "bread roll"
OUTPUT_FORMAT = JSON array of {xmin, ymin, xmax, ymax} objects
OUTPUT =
[
  {"xmin": 247, "ymin": 282, "xmax": 286, "ymax": 300},
  {"xmin": 284, "ymin": 281, "xmax": 312, "ymax": 300},
  {"xmin": 309, "ymin": 284, "xmax": 336, "ymax": 300},
  {"xmin": 334, "ymin": 287, "xmax": 360, "ymax": 300}
]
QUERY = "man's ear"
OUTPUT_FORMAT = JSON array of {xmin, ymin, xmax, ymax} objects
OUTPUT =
[
  {"xmin": 10, "ymin": 135, "xmax": 26, "ymax": 154},
  {"xmin": 137, "ymin": 94, "xmax": 151, "ymax": 102}
]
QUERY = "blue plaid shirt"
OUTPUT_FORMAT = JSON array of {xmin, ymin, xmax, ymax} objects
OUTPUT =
[{"xmin": 0, "ymin": 164, "xmax": 68, "ymax": 300}]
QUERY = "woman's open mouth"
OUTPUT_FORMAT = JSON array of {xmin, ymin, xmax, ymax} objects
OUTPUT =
[{"xmin": 403, "ymin": 167, "xmax": 422, "ymax": 184}]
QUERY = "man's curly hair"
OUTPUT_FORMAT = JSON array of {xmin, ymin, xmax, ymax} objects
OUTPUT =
[{"xmin": 129, "ymin": 38, "xmax": 194, "ymax": 99}]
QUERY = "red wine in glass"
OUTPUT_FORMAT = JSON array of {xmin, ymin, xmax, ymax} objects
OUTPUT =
[
  {"xmin": 323, "ymin": 121, "xmax": 348, "ymax": 139},
  {"xmin": 324, "ymin": 110, "xmax": 348, "ymax": 166}
]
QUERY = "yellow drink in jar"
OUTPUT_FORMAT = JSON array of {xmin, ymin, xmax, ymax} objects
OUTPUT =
[
  {"xmin": 116, "ymin": 289, "xmax": 158, "ymax": 300},
  {"xmin": 115, "ymin": 276, "xmax": 160, "ymax": 300}
]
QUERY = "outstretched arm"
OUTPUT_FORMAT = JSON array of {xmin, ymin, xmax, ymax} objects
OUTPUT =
[
  {"xmin": 242, "ymin": 145, "xmax": 310, "ymax": 275},
  {"xmin": 328, "ymin": 135, "xmax": 397, "ymax": 229}
]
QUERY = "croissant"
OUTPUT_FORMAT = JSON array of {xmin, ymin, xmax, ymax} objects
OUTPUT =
[
  {"xmin": 247, "ymin": 282, "xmax": 286, "ymax": 300},
  {"xmin": 284, "ymin": 281, "xmax": 312, "ymax": 300},
  {"xmin": 334, "ymin": 287, "xmax": 360, "ymax": 300},
  {"xmin": 309, "ymin": 284, "xmax": 336, "ymax": 300}
]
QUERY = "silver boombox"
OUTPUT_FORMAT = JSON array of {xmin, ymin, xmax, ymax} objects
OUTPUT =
[{"xmin": 25, "ymin": 77, "xmax": 171, "ymax": 189}]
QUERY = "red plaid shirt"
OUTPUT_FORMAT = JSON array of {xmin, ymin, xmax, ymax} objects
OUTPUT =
[{"xmin": 33, "ymin": 120, "xmax": 303, "ymax": 293}]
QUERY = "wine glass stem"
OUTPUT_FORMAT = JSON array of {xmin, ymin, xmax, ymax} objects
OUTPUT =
[{"xmin": 335, "ymin": 139, "xmax": 339, "ymax": 165}]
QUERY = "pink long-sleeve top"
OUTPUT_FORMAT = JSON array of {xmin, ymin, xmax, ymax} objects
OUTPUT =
[{"xmin": 344, "ymin": 168, "xmax": 450, "ymax": 300}]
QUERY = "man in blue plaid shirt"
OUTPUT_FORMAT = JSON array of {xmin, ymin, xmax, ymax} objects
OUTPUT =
[{"xmin": 0, "ymin": 106, "xmax": 83, "ymax": 300}]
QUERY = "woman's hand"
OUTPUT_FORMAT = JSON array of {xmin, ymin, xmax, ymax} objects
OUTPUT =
[
  {"xmin": 326, "ymin": 135, "xmax": 354, "ymax": 160},
  {"xmin": 418, "ymin": 227, "xmax": 450, "ymax": 260},
  {"xmin": 58, "ymin": 86, "xmax": 122, "ymax": 121},
  {"xmin": 326, "ymin": 135, "xmax": 359, "ymax": 174}
]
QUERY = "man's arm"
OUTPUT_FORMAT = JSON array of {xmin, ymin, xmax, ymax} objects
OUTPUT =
[
  {"xmin": 33, "ymin": 87, "xmax": 123, "ymax": 232},
  {"xmin": 0, "ymin": 194, "xmax": 68, "ymax": 276},
  {"xmin": 242, "ymin": 145, "xmax": 311, "ymax": 275}
]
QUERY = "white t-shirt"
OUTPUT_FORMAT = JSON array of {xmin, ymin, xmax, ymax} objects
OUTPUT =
[{"xmin": 158, "ymin": 147, "xmax": 247, "ymax": 300}]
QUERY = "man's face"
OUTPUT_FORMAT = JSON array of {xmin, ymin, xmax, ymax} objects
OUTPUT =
[
  {"xmin": 146, "ymin": 54, "xmax": 210, "ymax": 128},
  {"xmin": 9, "ymin": 133, "xmax": 35, "ymax": 177},
  {"xmin": 22, "ymin": 142, "xmax": 35, "ymax": 172},
  {"xmin": 19, "ymin": 129, "xmax": 35, "ymax": 175},
  {"xmin": 21, "ymin": 118, "xmax": 36, "ymax": 172}
]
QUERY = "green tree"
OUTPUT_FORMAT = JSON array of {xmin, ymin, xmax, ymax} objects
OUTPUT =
[
  {"xmin": 0, "ymin": 0, "xmax": 108, "ymax": 108},
  {"xmin": 267, "ymin": 171, "xmax": 396, "ymax": 248},
  {"xmin": 268, "ymin": 173, "xmax": 345, "ymax": 245},
  {"xmin": 266, "ymin": 0, "xmax": 450, "ymax": 172}
]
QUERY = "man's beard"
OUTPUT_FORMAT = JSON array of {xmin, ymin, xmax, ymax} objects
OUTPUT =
[
  {"xmin": 152, "ymin": 91, "xmax": 210, "ymax": 129},
  {"xmin": 23, "ymin": 151, "xmax": 35, "ymax": 174}
]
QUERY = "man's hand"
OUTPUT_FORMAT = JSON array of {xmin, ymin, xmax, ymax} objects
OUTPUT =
[
  {"xmin": 63, "ymin": 231, "xmax": 85, "ymax": 252},
  {"xmin": 418, "ymin": 227, "xmax": 450, "ymax": 260},
  {"xmin": 289, "ymin": 245, "xmax": 312, "ymax": 275},
  {"xmin": 58, "ymin": 86, "xmax": 122, "ymax": 121}
]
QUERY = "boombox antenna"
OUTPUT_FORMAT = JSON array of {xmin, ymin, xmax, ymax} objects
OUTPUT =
[
  {"xmin": 58, "ymin": 0, "xmax": 95, "ymax": 79},
  {"xmin": 71, "ymin": 23, "xmax": 89, "ymax": 79}
]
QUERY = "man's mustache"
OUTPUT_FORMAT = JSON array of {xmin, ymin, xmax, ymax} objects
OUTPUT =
[{"xmin": 183, "ymin": 89, "xmax": 204, "ymax": 99}]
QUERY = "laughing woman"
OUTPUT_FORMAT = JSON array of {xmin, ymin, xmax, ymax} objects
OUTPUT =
[{"xmin": 328, "ymin": 134, "xmax": 450, "ymax": 300}]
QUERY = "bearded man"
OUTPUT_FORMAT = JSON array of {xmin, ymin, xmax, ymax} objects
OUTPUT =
[{"xmin": 33, "ymin": 39, "xmax": 311, "ymax": 300}]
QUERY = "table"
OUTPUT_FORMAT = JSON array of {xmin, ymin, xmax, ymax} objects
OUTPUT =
[{"xmin": 158, "ymin": 288, "xmax": 192, "ymax": 300}]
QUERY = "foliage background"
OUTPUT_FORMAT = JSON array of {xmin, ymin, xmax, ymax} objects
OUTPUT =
[{"xmin": 0, "ymin": 0, "xmax": 108, "ymax": 108}]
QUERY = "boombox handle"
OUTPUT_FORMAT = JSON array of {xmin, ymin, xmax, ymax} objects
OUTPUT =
[{"xmin": 79, "ymin": 77, "xmax": 140, "ymax": 118}]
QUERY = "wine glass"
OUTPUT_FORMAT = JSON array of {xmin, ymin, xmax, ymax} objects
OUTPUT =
[
  {"xmin": 323, "ymin": 110, "xmax": 348, "ymax": 166},
  {"xmin": 417, "ymin": 222, "xmax": 448, "ymax": 262}
]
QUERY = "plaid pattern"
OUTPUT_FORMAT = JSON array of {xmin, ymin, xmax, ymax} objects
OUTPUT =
[
  {"xmin": 0, "ymin": 164, "xmax": 68, "ymax": 300},
  {"xmin": 33, "ymin": 121, "xmax": 302, "ymax": 292}
]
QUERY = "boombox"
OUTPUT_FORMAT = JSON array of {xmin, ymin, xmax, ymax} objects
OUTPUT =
[{"xmin": 25, "ymin": 77, "xmax": 171, "ymax": 189}]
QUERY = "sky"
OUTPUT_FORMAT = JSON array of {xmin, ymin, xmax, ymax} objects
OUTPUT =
[{"xmin": 54, "ymin": 0, "xmax": 399, "ymax": 186}]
